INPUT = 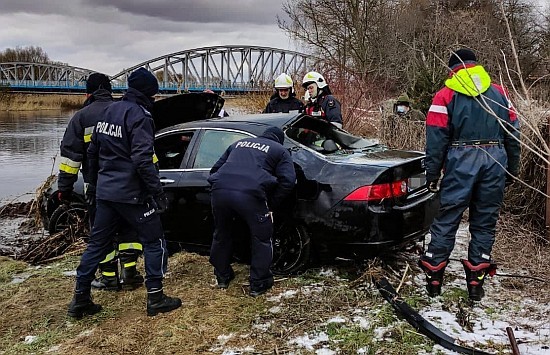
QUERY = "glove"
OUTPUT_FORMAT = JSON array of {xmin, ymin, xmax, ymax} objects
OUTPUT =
[
  {"xmin": 85, "ymin": 185, "xmax": 96, "ymax": 206},
  {"xmin": 153, "ymin": 192, "xmax": 169, "ymax": 214},
  {"xmin": 427, "ymin": 180, "xmax": 440, "ymax": 193},
  {"xmin": 57, "ymin": 190, "xmax": 72, "ymax": 204}
]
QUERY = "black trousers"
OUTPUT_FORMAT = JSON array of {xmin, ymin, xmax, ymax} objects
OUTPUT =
[
  {"xmin": 209, "ymin": 190, "xmax": 273, "ymax": 290},
  {"xmin": 76, "ymin": 199, "xmax": 167, "ymax": 293}
]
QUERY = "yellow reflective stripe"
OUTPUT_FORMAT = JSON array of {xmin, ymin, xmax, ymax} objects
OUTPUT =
[
  {"xmin": 477, "ymin": 273, "xmax": 485, "ymax": 281},
  {"xmin": 118, "ymin": 242, "xmax": 143, "ymax": 251},
  {"xmin": 124, "ymin": 262, "xmax": 137, "ymax": 268},
  {"xmin": 59, "ymin": 157, "xmax": 81, "ymax": 175},
  {"xmin": 153, "ymin": 153, "xmax": 158, "ymax": 164},
  {"xmin": 102, "ymin": 271, "xmax": 116, "ymax": 277},
  {"xmin": 99, "ymin": 250, "xmax": 116, "ymax": 263},
  {"xmin": 84, "ymin": 126, "xmax": 95, "ymax": 143}
]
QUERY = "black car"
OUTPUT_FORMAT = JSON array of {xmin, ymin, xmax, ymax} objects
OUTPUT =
[{"xmin": 42, "ymin": 93, "xmax": 438, "ymax": 275}]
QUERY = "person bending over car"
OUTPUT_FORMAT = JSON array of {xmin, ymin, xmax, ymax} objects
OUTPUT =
[
  {"xmin": 58, "ymin": 73, "xmax": 144, "ymax": 292},
  {"xmin": 207, "ymin": 126, "xmax": 296, "ymax": 297},
  {"xmin": 68, "ymin": 68, "xmax": 181, "ymax": 318}
]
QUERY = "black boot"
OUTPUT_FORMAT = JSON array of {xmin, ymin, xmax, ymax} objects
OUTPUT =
[
  {"xmin": 120, "ymin": 265, "xmax": 144, "ymax": 290},
  {"xmin": 67, "ymin": 292, "xmax": 102, "ymax": 319},
  {"xmin": 146, "ymin": 289, "xmax": 182, "ymax": 316},
  {"xmin": 462, "ymin": 259, "xmax": 497, "ymax": 301},
  {"xmin": 215, "ymin": 269, "xmax": 235, "ymax": 289},
  {"xmin": 119, "ymin": 249, "xmax": 144, "ymax": 290},
  {"xmin": 418, "ymin": 259, "xmax": 448, "ymax": 297},
  {"xmin": 92, "ymin": 258, "xmax": 120, "ymax": 291}
]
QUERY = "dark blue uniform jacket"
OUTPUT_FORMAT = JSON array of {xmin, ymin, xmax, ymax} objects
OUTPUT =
[
  {"xmin": 58, "ymin": 89, "xmax": 113, "ymax": 192},
  {"xmin": 207, "ymin": 129, "xmax": 296, "ymax": 210},
  {"xmin": 88, "ymin": 88, "xmax": 162, "ymax": 204},
  {"xmin": 263, "ymin": 92, "xmax": 304, "ymax": 113}
]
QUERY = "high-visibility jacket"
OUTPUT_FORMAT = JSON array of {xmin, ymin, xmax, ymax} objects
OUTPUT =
[{"xmin": 58, "ymin": 90, "xmax": 113, "ymax": 192}]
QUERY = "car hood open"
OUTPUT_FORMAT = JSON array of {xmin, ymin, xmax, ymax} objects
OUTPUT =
[{"xmin": 152, "ymin": 92, "xmax": 225, "ymax": 131}]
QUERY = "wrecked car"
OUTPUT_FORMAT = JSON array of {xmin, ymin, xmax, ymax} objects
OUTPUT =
[{"xmin": 41, "ymin": 93, "xmax": 438, "ymax": 275}]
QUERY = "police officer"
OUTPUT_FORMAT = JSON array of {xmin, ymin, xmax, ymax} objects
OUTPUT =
[
  {"xmin": 207, "ymin": 126, "xmax": 296, "ymax": 297},
  {"xmin": 58, "ymin": 73, "xmax": 144, "ymax": 292},
  {"xmin": 302, "ymin": 71, "xmax": 343, "ymax": 128},
  {"xmin": 263, "ymin": 73, "xmax": 304, "ymax": 113},
  {"xmin": 419, "ymin": 49, "xmax": 520, "ymax": 301},
  {"xmin": 68, "ymin": 68, "xmax": 181, "ymax": 318}
]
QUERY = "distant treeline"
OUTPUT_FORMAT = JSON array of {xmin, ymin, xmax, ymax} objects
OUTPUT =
[{"xmin": 0, "ymin": 45, "xmax": 67, "ymax": 66}]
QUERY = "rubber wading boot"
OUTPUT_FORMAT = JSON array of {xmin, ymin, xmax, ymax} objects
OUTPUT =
[
  {"xmin": 418, "ymin": 259, "xmax": 448, "ymax": 297},
  {"xmin": 120, "ymin": 266, "xmax": 144, "ymax": 290},
  {"xmin": 67, "ymin": 292, "xmax": 102, "ymax": 319},
  {"xmin": 146, "ymin": 289, "xmax": 182, "ymax": 316},
  {"xmin": 461, "ymin": 259, "xmax": 497, "ymax": 301}
]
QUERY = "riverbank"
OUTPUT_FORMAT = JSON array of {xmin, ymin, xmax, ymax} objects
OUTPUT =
[{"xmin": 0, "ymin": 93, "xmax": 83, "ymax": 111}]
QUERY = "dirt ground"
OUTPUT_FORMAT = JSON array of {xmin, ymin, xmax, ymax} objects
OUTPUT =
[{"xmin": 1, "ymin": 208, "xmax": 549, "ymax": 354}]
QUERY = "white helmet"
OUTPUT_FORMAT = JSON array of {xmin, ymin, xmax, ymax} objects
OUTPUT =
[
  {"xmin": 302, "ymin": 71, "xmax": 327, "ymax": 89},
  {"xmin": 274, "ymin": 73, "xmax": 293, "ymax": 89}
]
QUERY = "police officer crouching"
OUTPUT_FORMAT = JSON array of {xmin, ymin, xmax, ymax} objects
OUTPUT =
[
  {"xmin": 208, "ymin": 126, "xmax": 296, "ymax": 297},
  {"xmin": 68, "ymin": 68, "xmax": 181, "ymax": 318}
]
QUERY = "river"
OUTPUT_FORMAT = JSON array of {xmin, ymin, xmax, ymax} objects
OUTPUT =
[{"xmin": 0, "ymin": 110, "xmax": 72, "ymax": 205}]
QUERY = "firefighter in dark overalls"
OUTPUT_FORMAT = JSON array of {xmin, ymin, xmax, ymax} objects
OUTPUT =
[
  {"xmin": 68, "ymin": 68, "xmax": 181, "ymax": 318},
  {"xmin": 302, "ymin": 71, "xmax": 343, "ymax": 128},
  {"xmin": 58, "ymin": 73, "xmax": 144, "ymax": 291},
  {"xmin": 208, "ymin": 126, "xmax": 296, "ymax": 297},
  {"xmin": 419, "ymin": 49, "xmax": 520, "ymax": 301},
  {"xmin": 263, "ymin": 73, "xmax": 305, "ymax": 113}
]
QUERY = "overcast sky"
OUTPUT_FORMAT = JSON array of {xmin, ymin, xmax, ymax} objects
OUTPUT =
[
  {"xmin": 0, "ymin": 0, "xmax": 296, "ymax": 75},
  {"xmin": 1, "ymin": 0, "xmax": 548, "ymax": 77}
]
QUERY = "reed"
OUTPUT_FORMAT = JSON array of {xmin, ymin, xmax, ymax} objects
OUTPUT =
[{"xmin": 0, "ymin": 92, "xmax": 84, "ymax": 111}]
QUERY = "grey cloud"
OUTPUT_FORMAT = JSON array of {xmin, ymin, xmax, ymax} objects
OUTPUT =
[{"xmin": 89, "ymin": 0, "xmax": 283, "ymax": 25}]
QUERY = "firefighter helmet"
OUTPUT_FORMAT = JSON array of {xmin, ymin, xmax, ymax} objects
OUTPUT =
[{"xmin": 302, "ymin": 71, "xmax": 327, "ymax": 89}]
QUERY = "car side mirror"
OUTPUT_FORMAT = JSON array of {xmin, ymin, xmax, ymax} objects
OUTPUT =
[{"xmin": 322, "ymin": 139, "xmax": 339, "ymax": 153}]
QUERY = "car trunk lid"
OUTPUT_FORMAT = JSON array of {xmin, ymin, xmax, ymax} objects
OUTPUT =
[{"xmin": 152, "ymin": 92, "xmax": 224, "ymax": 131}]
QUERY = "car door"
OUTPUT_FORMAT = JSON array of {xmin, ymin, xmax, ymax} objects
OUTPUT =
[
  {"xmin": 175, "ymin": 128, "xmax": 254, "ymax": 247},
  {"xmin": 154, "ymin": 129, "xmax": 199, "ymax": 238}
]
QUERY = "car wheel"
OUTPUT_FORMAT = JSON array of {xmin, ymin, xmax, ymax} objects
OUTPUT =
[
  {"xmin": 48, "ymin": 203, "xmax": 89, "ymax": 235},
  {"xmin": 272, "ymin": 223, "xmax": 310, "ymax": 275}
]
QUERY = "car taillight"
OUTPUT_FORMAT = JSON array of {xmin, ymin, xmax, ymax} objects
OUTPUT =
[{"xmin": 344, "ymin": 180, "xmax": 407, "ymax": 201}]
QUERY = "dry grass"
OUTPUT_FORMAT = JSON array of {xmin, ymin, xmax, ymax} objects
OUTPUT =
[
  {"xmin": 0, "ymin": 93, "xmax": 83, "ymax": 111},
  {"xmin": 225, "ymin": 93, "xmax": 272, "ymax": 114}
]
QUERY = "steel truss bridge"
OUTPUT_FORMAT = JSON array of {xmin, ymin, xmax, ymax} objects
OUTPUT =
[{"xmin": 0, "ymin": 45, "xmax": 313, "ymax": 94}]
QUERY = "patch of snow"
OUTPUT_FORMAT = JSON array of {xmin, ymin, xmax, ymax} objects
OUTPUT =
[
  {"xmin": 216, "ymin": 333, "xmax": 234, "ymax": 345},
  {"xmin": 269, "ymin": 306, "xmax": 281, "ymax": 314},
  {"xmin": 316, "ymin": 347, "xmax": 336, "ymax": 355},
  {"xmin": 23, "ymin": 335, "xmax": 37, "ymax": 344},
  {"xmin": 62, "ymin": 270, "xmax": 77, "ymax": 276},
  {"xmin": 77, "ymin": 329, "xmax": 93, "ymax": 337},
  {"xmin": 252, "ymin": 321, "xmax": 272, "ymax": 331},
  {"xmin": 46, "ymin": 345, "xmax": 61, "ymax": 353},
  {"xmin": 220, "ymin": 346, "xmax": 255, "ymax": 355},
  {"xmin": 351, "ymin": 315, "xmax": 371, "ymax": 329},
  {"xmin": 327, "ymin": 316, "xmax": 347, "ymax": 324},
  {"xmin": 289, "ymin": 331, "xmax": 330, "ymax": 350},
  {"xmin": 10, "ymin": 273, "xmax": 31, "ymax": 284}
]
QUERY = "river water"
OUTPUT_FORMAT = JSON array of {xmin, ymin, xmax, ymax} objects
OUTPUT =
[{"xmin": 0, "ymin": 110, "xmax": 72, "ymax": 205}]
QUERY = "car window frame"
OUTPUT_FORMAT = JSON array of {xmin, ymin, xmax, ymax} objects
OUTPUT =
[
  {"xmin": 187, "ymin": 128, "xmax": 256, "ymax": 171},
  {"xmin": 155, "ymin": 128, "xmax": 200, "ymax": 171}
]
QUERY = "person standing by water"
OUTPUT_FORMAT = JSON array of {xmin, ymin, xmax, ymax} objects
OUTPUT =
[{"xmin": 67, "ymin": 68, "xmax": 181, "ymax": 318}]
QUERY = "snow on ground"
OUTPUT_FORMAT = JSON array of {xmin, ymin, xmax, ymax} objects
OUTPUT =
[
  {"xmin": 214, "ymin": 222, "xmax": 549, "ymax": 354},
  {"xmin": 415, "ymin": 224, "xmax": 550, "ymax": 354}
]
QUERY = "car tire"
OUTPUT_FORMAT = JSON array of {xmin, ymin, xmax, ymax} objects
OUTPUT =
[
  {"xmin": 272, "ymin": 223, "xmax": 310, "ymax": 275},
  {"xmin": 48, "ymin": 203, "xmax": 89, "ymax": 235}
]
